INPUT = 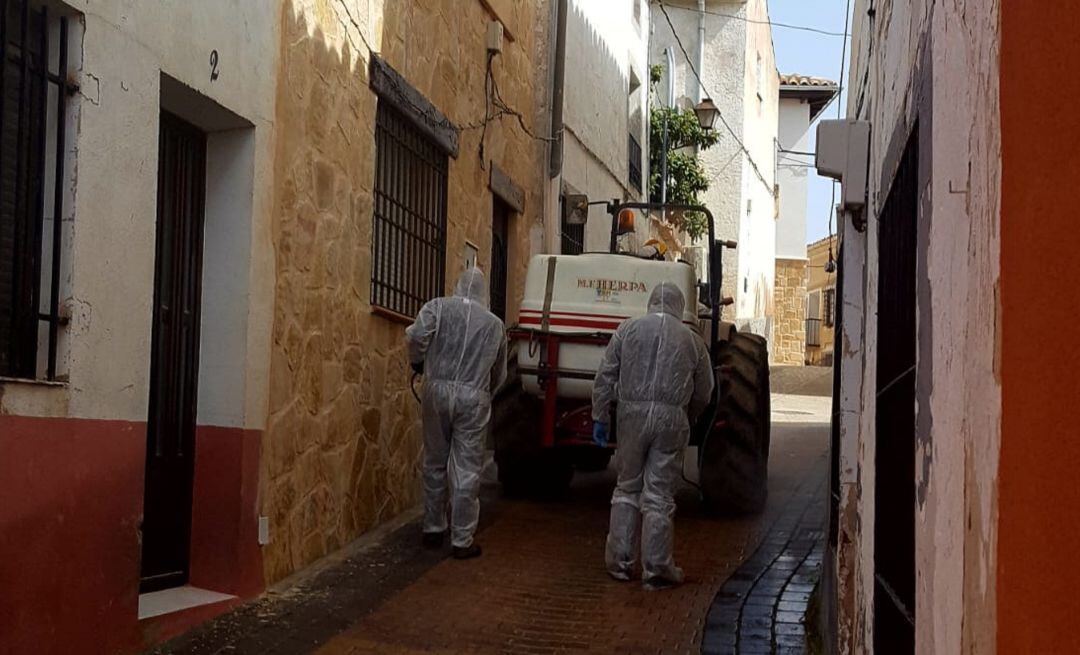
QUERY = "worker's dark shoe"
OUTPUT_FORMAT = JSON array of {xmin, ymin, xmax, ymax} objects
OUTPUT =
[
  {"xmin": 452, "ymin": 544, "xmax": 482, "ymax": 560},
  {"xmin": 643, "ymin": 576, "xmax": 681, "ymax": 592},
  {"xmin": 421, "ymin": 531, "xmax": 445, "ymax": 549}
]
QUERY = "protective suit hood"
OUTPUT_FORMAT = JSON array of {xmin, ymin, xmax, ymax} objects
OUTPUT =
[
  {"xmin": 647, "ymin": 282, "xmax": 685, "ymax": 319},
  {"xmin": 454, "ymin": 268, "xmax": 489, "ymax": 308}
]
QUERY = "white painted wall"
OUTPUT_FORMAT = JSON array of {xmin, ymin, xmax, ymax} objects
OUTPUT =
[
  {"xmin": 558, "ymin": 0, "xmax": 649, "ymax": 252},
  {"xmin": 835, "ymin": 1, "xmax": 1002, "ymax": 652},
  {"xmin": 0, "ymin": 1, "xmax": 279, "ymax": 430},
  {"xmin": 562, "ymin": 131, "xmax": 630, "ymax": 252},
  {"xmin": 649, "ymin": 0, "xmax": 777, "ymax": 331},
  {"xmin": 776, "ymin": 97, "xmax": 810, "ymax": 259},
  {"xmin": 735, "ymin": 0, "xmax": 778, "ymax": 327},
  {"xmin": 651, "ymin": 1, "xmax": 743, "ymax": 304},
  {"xmin": 199, "ymin": 128, "xmax": 257, "ymax": 429}
]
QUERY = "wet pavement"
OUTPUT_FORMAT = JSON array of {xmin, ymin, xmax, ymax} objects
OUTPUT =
[
  {"xmin": 152, "ymin": 382, "xmax": 829, "ymax": 655},
  {"xmin": 701, "ymin": 448, "xmax": 827, "ymax": 654}
]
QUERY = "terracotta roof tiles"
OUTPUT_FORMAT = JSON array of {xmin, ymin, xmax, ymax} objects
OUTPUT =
[{"xmin": 779, "ymin": 73, "xmax": 838, "ymax": 88}]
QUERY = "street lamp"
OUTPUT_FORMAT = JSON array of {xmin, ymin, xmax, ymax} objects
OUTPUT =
[{"xmin": 694, "ymin": 98, "xmax": 720, "ymax": 131}]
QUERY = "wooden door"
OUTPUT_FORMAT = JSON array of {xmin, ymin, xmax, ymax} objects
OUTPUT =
[
  {"xmin": 490, "ymin": 199, "xmax": 510, "ymax": 320},
  {"xmin": 140, "ymin": 111, "xmax": 207, "ymax": 592}
]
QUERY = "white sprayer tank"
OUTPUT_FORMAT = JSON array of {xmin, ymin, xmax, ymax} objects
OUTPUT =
[{"xmin": 516, "ymin": 253, "xmax": 702, "ymax": 399}]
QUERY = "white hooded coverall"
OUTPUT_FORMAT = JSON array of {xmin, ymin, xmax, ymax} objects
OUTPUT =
[
  {"xmin": 592, "ymin": 282, "xmax": 714, "ymax": 584},
  {"xmin": 405, "ymin": 268, "xmax": 507, "ymax": 548}
]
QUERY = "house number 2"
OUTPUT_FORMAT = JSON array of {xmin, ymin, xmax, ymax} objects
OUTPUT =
[{"xmin": 210, "ymin": 50, "xmax": 220, "ymax": 81}]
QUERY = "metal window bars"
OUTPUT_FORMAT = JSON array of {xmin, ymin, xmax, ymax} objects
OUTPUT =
[
  {"xmin": 0, "ymin": 0, "xmax": 73, "ymax": 380},
  {"xmin": 628, "ymin": 132, "xmax": 642, "ymax": 193},
  {"xmin": 371, "ymin": 101, "xmax": 448, "ymax": 319},
  {"xmin": 823, "ymin": 287, "xmax": 836, "ymax": 328},
  {"xmin": 805, "ymin": 317, "xmax": 822, "ymax": 347},
  {"xmin": 559, "ymin": 194, "xmax": 584, "ymax": 255}
]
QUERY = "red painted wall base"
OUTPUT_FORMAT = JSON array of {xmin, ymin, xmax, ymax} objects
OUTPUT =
[{"xmin": 0, "ymin": 415, "xmax": 262, "ymax": 654}]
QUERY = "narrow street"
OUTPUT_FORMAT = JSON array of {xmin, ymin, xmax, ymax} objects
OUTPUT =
[
  {"xmin": 4, "ymin": 1, "xmax": 1076, "ymax": 652},
  {"xmin": 150, "ymin": 370, "xmax": 830, "ymax": 655}
]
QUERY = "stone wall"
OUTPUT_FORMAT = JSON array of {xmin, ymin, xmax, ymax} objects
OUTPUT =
[
  {"xmin": 262, "ymin": 0, "xmax": 550, "ymax": 583},
  {"xmin": 772, "ymin": 258, "xmax": 807, "ymax": 365}
]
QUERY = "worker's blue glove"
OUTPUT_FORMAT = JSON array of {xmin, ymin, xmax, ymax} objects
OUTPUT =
[{"xmin": 592, "ymin": 422, "xmax": 609, "ymax": 448}]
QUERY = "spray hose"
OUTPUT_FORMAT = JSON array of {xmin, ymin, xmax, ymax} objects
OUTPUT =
[{"xmin": 410, "ymin": 372, "xmax": 422, "ymax": 405}]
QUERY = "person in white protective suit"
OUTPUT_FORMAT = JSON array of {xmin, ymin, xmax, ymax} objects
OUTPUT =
[
  {"xmin": 592, "ymin": 282, "xmax": 714, "ymax": 589},
  {"xmin": 405, "ymin": 267, "xmax": 507, "ymax": 560}
]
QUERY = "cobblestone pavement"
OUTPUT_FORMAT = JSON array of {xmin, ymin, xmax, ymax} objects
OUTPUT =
[
  {"xmin": 153, "ymin": 414, "xmax": 828, "ymax": 655},
  {"xmin": 701, "ymin": 449, "xmax": 827, "ymax": 654}
]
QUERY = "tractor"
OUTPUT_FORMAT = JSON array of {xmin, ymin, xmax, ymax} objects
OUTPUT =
[{"xmin": 495, "ymin": 201, "xmax": 771, "ymax": 514}]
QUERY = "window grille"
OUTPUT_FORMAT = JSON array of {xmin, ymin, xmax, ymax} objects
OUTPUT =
[
  {"xmin": 824, "ymin": 287, "xmax": 836, "ymax": 328},
  {"xmin": 371, "ymin": 101, "xmax": 448, "ymax": 319},
  {"xmin": 0, "ymin": 0, "xmax": 73, "ymax": 380},
  {"xmin": 560, "ymin": 195, "xmax": 584, "ymax": 255},
  {"xmin": 805, "ymin": 318, "xmax": 822, "ymax": 347},
  {"xmin": 628, "ymin": 132, "xmax": 642, "ymax": 193}
]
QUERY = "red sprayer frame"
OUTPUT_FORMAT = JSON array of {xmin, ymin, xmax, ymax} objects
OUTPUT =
[{"xmin": 507, "ymin": 328, "xmax": 613, "ymax": 449}]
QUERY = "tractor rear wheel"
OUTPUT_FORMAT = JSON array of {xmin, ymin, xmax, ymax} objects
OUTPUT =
[
  {"xmin": 571, "ymin": 446, "xmax": 614, "ymax": 472},
  {"xmin": 496, "ymin": 448, "xmax": 574, "ymax": 499},
  {"xmin": 699, "ymin": 330, "xmax": 771, "ymax": 514},
  {"xmin": 493, "ymin": 395, "xmax": 574, "ymax": 499}
]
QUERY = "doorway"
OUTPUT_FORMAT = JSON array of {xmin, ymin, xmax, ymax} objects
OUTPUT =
[
  {"xmin": 141, "ymin": 111, "xmax": 208, "ymax": 593},
  {"xmin": 872, "ymin": 128, "xmax": 919, "ymax": 652},
  {"xmin": 490, "ymin": 198, "xmax": 511, "ymax": 320}
]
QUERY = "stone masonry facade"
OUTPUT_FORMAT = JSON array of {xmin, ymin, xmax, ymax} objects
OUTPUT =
[
  {"xmin": 261, "ymin": 0, "xmax": 550, "ymax": 583},
  {"xmin": 772, "ymin": 258, "xmax": 807, "ymax": 365}
]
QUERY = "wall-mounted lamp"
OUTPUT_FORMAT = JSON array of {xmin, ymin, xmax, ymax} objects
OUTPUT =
[{"xmin": 693, "ymin": 97, "xmax": 720, "ymax": 131}]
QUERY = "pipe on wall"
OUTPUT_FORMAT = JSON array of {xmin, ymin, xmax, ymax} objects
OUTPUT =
[
  {"xmin": 696, "ymin": 0, "xmax": 705, "ymax": 104},
  {"xmin": 548, "ymin": 0, "xmax": 568, "ymax": 179}
]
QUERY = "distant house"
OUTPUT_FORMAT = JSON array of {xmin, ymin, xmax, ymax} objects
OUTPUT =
[
  {"xmin": 774, "ymin": 74, "xmax": 837, "ymax": 365},
  {"xmin": 804, "ymin": 235, "xmax": 837, "ymax": 365}
]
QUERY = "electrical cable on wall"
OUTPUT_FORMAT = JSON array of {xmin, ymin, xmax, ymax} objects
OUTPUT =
[
  {"xmin": 339, "ymin": 8, "xmax": 556, "ymax": 165},
  {"xmin": 656, "ymin": 1, "xmax": 777, "ymax": 199},
  {"xmin": 826, "ymin": 0, "xmax": 854, "ymax": 273},
  {"xmin": 476, "ymin": 51, "xmax": 559, "ymax": 167}
]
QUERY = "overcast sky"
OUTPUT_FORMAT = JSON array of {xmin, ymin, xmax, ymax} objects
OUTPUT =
[{"xmin": 769, "ymin": 0, "xmax": 852, "ymax": 244}]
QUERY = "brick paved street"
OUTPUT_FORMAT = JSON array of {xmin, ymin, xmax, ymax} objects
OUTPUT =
[
  {"xmin": 702, "ymin": 450, "xmax": 827, "ymax": 654},
  {"xmin": 154, "ymin": 394, "xmax": 829, "ymax": 655}
]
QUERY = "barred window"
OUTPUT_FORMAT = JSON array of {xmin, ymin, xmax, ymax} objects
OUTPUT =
[
  {"xmin": 1, "ymin": 0, "xmax": 74, "ymax": 380},
  {"xmin": 371, "ymin": 101, "xmax": 448, "ymax": 319},
  {"xmin": 824, "ymin": 287, "xmax": 836, "ymax": 328},
  {"xmin": 560, "ymin": 195, "xmax": 584, "ymax": 256},
  {"xmin": 628, "ymin": 132, "xmax": 642, "ymax": 193}
]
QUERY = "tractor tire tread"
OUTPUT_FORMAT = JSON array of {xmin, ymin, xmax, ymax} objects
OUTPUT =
[{"xmin": 700, "ymin": 330, "xmax": 771, "ymax": 515}]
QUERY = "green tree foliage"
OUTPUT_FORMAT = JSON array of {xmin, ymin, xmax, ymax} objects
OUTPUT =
[
  {"xmin": 648, "ymin": 105, "xmax": 719, "ymax": 240},
  {"xmin": 650, "ymin": 64, "xmax": 664, "ymax": 85}
]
